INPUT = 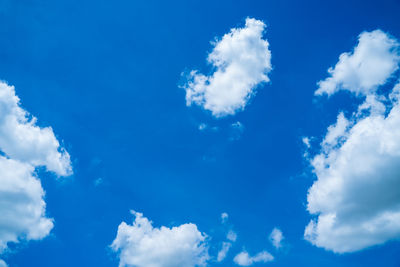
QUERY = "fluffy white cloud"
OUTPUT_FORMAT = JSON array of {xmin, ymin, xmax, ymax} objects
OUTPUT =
[
  {"xmin": 0, "ymin": 81, "xmax": 72, "ymax": 264},
  {"xmin": 184, "ymin": 18, "xmax": 272, "ymax": 117},
  {"xmin": 0, "ymin": 259, "xmax": 6, "ymax": 267},
  {"xmin": 307, "ymin": 29, "xmax": 400, "ymax": 252},
  {"xmin": 233, "ymin": 250, "xmax": 273, "ymax": 266},
  {"xmin": 111, "ymin": 211, "xmax": 209, "ymax": 267},
  {"xmin": 0, "ymin": 157, "xmax": 53, "ymax": 253},
  {"xmin": 0, "ymin": 82, "xmax": 72, "ymax": 176},
  {"xmin": 269, "ymin": 228, "xmax": 283, "ymax": 249},
  {"xmin": 306, "ymin": 88, "xmax": 400, "ymax": 252},
  {"xmin": 315, "ymin": 30, "xmax": 400, "ymax": 96}
]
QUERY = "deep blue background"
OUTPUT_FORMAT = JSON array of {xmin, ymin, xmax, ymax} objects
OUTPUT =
[{"xmin": 0, "ymin": 0, "xmax": 400, "ymax": 266}]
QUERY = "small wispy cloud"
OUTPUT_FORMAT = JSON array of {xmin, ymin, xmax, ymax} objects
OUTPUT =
[{"xmin": 269, "ymin": 228, "xmax": 284, "ymax": 249}]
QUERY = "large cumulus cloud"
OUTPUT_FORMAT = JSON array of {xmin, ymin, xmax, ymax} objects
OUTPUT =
[
  {"xmin": 306, "ymin": 30, "xmax": 400, "ymax": 253},
  {"xmin": 0, "ymin": 81, "xmax": 72, "ymax": 263},
  {"xmin": 111, "ymin": 211, "xmax": 209, "ymax": 267}
]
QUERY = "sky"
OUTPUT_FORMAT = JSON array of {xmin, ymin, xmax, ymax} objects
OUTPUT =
[{"xmin": 1, "ymin": 0, "xmax": 400, "ymax": 266}]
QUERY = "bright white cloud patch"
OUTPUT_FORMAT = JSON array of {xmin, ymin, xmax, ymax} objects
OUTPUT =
[
  {"xmin": 0, "ymin": 82, "xmax": 72, "ymax": 176},
  {"xmin": 269, "ymin": 228, "xmax": 283, "ymax": 249},
  {"xmin": 184, "ymin": 18, "xmax": 272, "ymax": 117},
  {"xmin": 307, "ymin": 30, "xmax": 400, "ymax": 253},
  {"xmin": 0, "ymin": 81, "xmax": 72, "ymax": 264},
  {"xmin": 306, "ymin": 89, "xmax": 400, "ymax": 252},
  {"xmin": 0, "ymin": 259, "xmax": 6, "ymax": 267},
  {"xmin": 0, "ymin": 157, "xmax": 53, "ymax": 253},
  {"xmin": 111, "ymin": 211, "xmax": 209, "ymax": 267},
  {"xmin": 233, "ymin": 250, "xmax": 274, "ymax": 266},
  {"xmin": 315, "ymin": 30, "xmax": 400, "ymax": 96}
]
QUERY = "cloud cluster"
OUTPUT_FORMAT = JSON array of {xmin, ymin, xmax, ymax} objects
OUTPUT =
[
  {"xmin": 216, "ymin": 213, "xmax": 277, "ymax": 265},
  {"xmin": 0, "ymin": 81, "xmax": 72, "ymax": 263},
  {"xmin": 111, "ymin": 211, "xmax": 209, "ymax": 267},
  {"xmin": 233, "ymin": 251, "xmax": 273, "ymax": 266},
  {"xmin": 216, "ymin": 213, "xmax": 238, "ymax": 263},
  {"xmin": 184, "ymin": 18, "xmax": 272, "ymax": 117},
  {"xmin": 306, "ymin": 30, "xmax": 400, "ymax": 253},
  {"xmin": 315, "ymin": 30, "xmax": 400, "ymax": 96}
]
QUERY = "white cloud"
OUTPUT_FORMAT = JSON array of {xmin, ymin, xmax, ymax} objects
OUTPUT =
[
  {"xmin": 302, "ymin": 137, "xmax": 312, "ymax": 158},
  {"xmin": 0, "ymin": 259, "xmax": 6, "ymax": 267},
  {"xmin": 216, "ymin": 230, "xmax": 237, "ymax": 262},
  {"xmin": 111, "ymin": 211, "xmax": 209, "ymax": 267},
  {"xmin": 302, "ymin": 137, "xmax": 311, "ymax": 148},
  {"xmin": 198, "ymin": 123, "xmax": 207, "ymax": 131},
  {"xmin": 230, "ymin": 121, "xmax": 245, "ymax": 141},
  {"xmin": 315, "ymin": 30, "xmax": 400, "ymax": 96},
  {"xmin": 306, "ymin": 89, "xmax": 400, "ymax": 252},
  {"xmin": 269, "ymin": 228, "xmax": 283, "ymax": 249},
  {"xmin": 217, "ymin": 241, "xmax": 232, "ymax": 262},
  {"xmin": 231, "ymin": 121, "xmax": 244, "ymax": 130},
  {"xmin": 0, "ymin": 157, "xmax": 53, "ymax": 253},
  {"xmin": 307, "ymin": 31, "xmax": 400, "ymax": 252},
  {"xmin": 320, "ymin": 112, "xmax": 349, "ymax": 150},
  {"xmin": 221, "ymin": 212, "xmax": 229, "ymax": 223},
  {"xmin": 0, "ymin": 82, "xmax": 72, "ymax": 176},
  {"xmin": 0, "ymin": 81, "xmax": 72, "ymax": 264},
  {"xmin": 216, "ymin": 212, "xmax": 237, "ymax": 263},
  {"xmin": 233, "ymin": 250, "xmax": 274, "ymax": 266},
  {"xmin": 357, "ymin": 94, "xmax": 387, "ymax": 116},
  {"xmin": 227, "ymin": 230, "xmax": 237, "ymax": 242},
  {"xmin": 198, "ymin": 123, "xmax": 218, "ymax": 132},
  {"xmin": 184, "ymin": 18, "xmax": 272, "ymax": 117}
]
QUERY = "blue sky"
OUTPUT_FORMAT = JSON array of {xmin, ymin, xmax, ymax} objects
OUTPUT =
[{"xmin": 1, "ymin": 0, "xmax": 400, "ymax": 266}]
